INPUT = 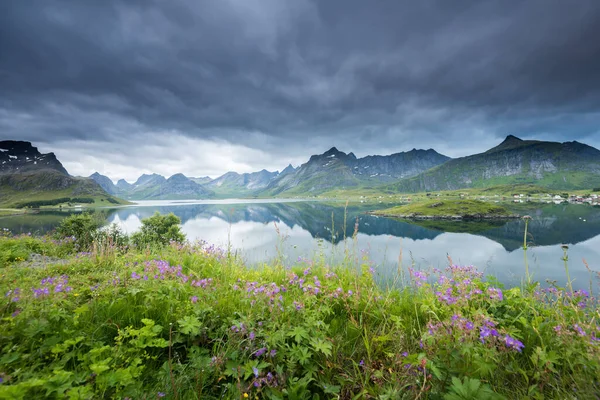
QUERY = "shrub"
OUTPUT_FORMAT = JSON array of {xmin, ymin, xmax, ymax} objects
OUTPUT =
[
  {"xmin": 92, "ymin": 223, "xmax": 129, "ymax": 249},
  {"xmin": 131, "ymin": 212, "xmax": 186, "ymax": 248},
  {"xmin": 55, "ymin": 213, "xmax": 104, "ymax": 250}
]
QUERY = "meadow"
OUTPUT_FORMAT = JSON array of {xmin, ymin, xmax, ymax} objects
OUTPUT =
[{"xmin": 0, "ymin": 212, "xmax": 599, "ymax": 399}]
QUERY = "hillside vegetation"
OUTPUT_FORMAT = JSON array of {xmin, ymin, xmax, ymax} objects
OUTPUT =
[
  {"xmin": 373, "ymin": 200, "xmax": 514, "ymax": 219},
  {"xmin": 0, "ymin": 170, "xmax": 129, "ymax": 208}
]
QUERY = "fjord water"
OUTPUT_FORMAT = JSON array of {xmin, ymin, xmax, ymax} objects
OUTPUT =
[{"xmin": 3, "ymin": 200, "xmax": 600, "ymax": 290}]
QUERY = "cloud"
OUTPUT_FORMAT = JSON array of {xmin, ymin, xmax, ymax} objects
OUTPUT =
[{"xmin": 1, "ymin": 0, "xmax": 600, "ymax": 178}]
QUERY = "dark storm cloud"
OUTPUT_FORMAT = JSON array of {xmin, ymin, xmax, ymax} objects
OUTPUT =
[{"xmin": 1, "ymin": 0, "xmax": 600, "ymax": 178}]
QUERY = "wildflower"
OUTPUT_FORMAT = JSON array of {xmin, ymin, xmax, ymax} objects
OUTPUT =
[
  {"xmin": 191, "ymin": 296, "xmax": 198, "ymax": 303},
  {"xmin": 359, "ymin": 359, "xmax": 364, "ymax": 366},
  {"xmin": 243, "ymin": 393, "xmax": 249, "ymax": 398},
  {"xmin": 487, "ymin": 287, "xmax": 503, "ymax": 301},
  {"xmin": 157, "ymin": 393, "xmax": 165, "ymax": 398},
  {"xmin": 249, "ymin": 331, "xmax": 255, "ymax": 340},
  {"xmin": 269, "ymin": 349, "xmax": 277, "ymax": 357},
  {"xmin": 254, "ymin": 347, "xmax": 267, "ymax": 357},
  {"xmin": 554, "ymin": 325, "xmax": 562, "ymax": 333},
  {"xmin": 401, "ymin": 352, "xmax": 408, "ymax": 357},
  {"xmin": 479, "ymin": 326, "xmax": 499, "ymax": 343},
  {"xmin": 465, "ymin": 321, "xmax": 474, "ymax": 330},
  {"xmin": 573, "ymin": 324, "xmax": 586, "ymax": 337},
  {"xmin": 252, "ymin": 366, "xmax": 259, "ymax": 378},
  {"xmin": 504, "ymin": 335, "xmax": 525, "ymax": 352}
]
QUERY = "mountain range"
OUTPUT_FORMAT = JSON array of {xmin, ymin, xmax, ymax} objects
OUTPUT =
[
  {"xmin": 3, "ymin": 135, "xmax": 600, "ymax": 206},
  {"xmin": 384, "ymin": 135, "xmax": 600, "ymax": 192}
]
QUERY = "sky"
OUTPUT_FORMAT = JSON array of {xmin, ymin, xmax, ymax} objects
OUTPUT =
[{"xmin": 1, "ymin": 0, "xmax": 600, "ymax": 182}]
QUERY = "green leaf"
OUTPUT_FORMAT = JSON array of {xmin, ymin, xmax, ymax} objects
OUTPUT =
[
  {"xmin": 287, "ymin": 326, "xmax": 310, "ymax": 343},
  {"xmin": 178, "ymin": 315, "xmax": 202, "ymax": 336},
  {"xmin": 310, "ymin": 338, "xmax": 333, "ymax": 356}
]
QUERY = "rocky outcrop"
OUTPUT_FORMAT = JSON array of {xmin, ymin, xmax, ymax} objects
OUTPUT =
[
  {"xmin": 89, "ymin": 172, "xmax": 118, "ymax": 195},
  {"xmin": 0, "ymin": 141, "xmax": 69, "ymax": 175}
]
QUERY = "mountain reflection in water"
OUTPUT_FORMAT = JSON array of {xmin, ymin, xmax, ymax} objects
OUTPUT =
[{"xmin": 3, "ymin": 200, "xmax": 600, "ymax": 290}]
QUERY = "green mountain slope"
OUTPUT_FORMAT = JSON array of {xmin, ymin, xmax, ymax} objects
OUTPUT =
[
  {"xmin": 0, "ymin": 141, "xmax": 128, "ymax": 207},
  {"xmin": 385, "ymin": 136, "xmax": 600, "ymax": 192},
  {"xmin": 262, "ymin": 147, "xmax": 450, "ymax": 196},
  {"xmin": 0, "ymin": 170, "xmax": 125, "ymax": 207}
]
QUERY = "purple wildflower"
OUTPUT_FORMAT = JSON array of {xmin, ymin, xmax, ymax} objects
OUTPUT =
[
  {"xmin": 254, "ymin": 347, "xmax": 267, "ymax": 357},
  {"xmin": 504, "ymin": 335, "xmax": 525, "ymax": 352},
  {"xmin": 573, "ymin": 324, "xmax": 587, "ymax": 337}
]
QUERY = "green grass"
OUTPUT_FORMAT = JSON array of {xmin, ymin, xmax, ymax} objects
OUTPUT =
[
  {"xmin": 373, "ymin": 199, "xmax": 513, "ymax": 218},
  {"xmin": 0, "ymin": 209, "xmax": 26, "ymax": 217},
  {"xmin": 0, "ymin": 227, "xmax": 599, "ymax": 398}
]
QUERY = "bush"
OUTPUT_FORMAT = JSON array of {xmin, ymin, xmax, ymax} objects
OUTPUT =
[
  {"xmin": 55, "ymin": 213, "xmax": 104, "ymax": 250},
  {"xmin": 131, "ymin": 212, "xmax": 186, "ymax": 248},
  {"xmin": 92, "ymin": 223, "xmax": 129, "ymax": 249}
]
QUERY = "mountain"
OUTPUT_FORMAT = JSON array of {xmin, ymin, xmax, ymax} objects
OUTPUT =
[
  {"xmin": 118, "ymin": 173, "xmax": 214, "ymax": 200},
  {"xmin": 190, "ymin": 176, "xmax": 213, "ymax": 185},
  {"xmin": 280, "ymin": 164, "xmax": 296, "ymax": 177},
  {"xmin": 263, "ymin": 147, "xmax": 450, "ymax": 195},
  {"xmin": 1, "ymin": 140, "xmax": 68, "ymax": 175},
  {"xmin": 0, "ymin": 141, "xmax": 125, "ymax": 207},
  {"xmin": 385, "ymin": 135, "xmax": 600, "ymax": 192},
  {"xmin": 116, "ymin": 179, "xmax": 133, "ymax": 192},
  {"xmin": 133, "ymin": 173, "xmax": 167, "ymax": 187},
  {"xmin": 159, "ymin": 173, "xmax": 214, "ymax": 199},
  {"xmin": 89, "ymin": 172, "xmax": 118, "ymax": 195},
  {"xmin": 207, "ymin": 169, "xmax": 279, "ymax": 196}
]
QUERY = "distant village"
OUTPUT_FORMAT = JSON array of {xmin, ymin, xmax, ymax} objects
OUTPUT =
[{"xmin": 509, "ymin": 193, "xmax": 600, "ymax": 205}]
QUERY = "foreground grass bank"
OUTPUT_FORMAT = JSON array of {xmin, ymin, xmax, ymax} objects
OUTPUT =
[{"xmin": 1, "ymin": 221, "xmax": 599, "ymax": 399}]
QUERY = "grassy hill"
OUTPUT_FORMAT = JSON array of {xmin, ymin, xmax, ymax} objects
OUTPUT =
[
  {"xmin": 372, "ymin": 199, "xmax": 514, "ymax": 219},
  {"xmin": 0, "ymin": 170, "xmax": 129, "ymax": 208}
]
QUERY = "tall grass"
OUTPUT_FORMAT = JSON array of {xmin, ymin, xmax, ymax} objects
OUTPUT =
[{"xmin": 0, "ymin": 216, "xmax": 599, "ymax": 399}]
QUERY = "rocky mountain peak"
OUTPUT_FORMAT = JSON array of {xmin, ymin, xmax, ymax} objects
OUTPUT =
[
  {"xmin": 134, "ymin": 173, "xmax": 166, "ymax": 186},
  {"xmin": 167, "ymin": 173, "xmax": 189, "ymax": 182},
  {"xmin": 0, "ymin": 140, "xmax": 68, "ymax": 175},
  {"xmin": 89, "ymin": 172, "xmax": 117, "ymax": 194}
]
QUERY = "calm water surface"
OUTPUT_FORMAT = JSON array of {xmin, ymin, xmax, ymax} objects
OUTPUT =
[{"xmin": 3, "ymin": 200, "xmax": 600, "ymax": 290}]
